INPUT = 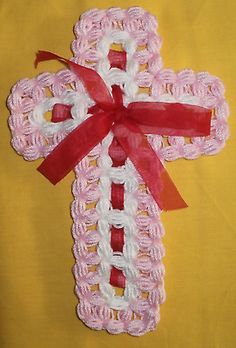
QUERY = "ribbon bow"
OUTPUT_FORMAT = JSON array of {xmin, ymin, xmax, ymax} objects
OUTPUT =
[{"xmin": 35, "ymin": 51, "xmax": 212, "ymax": 211}]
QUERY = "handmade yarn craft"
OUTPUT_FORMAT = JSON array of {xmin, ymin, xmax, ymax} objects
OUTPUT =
[{"xmin": 8, "ymin": 7, "xmax": 229, "ymax": 336}]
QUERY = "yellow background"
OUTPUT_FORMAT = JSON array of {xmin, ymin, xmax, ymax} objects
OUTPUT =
[{"xmin": 0, "ymin": 1, "xmax": 236, "ymax": 347}]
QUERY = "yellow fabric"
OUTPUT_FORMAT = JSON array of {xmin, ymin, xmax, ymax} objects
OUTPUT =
[{"xmin": 0, "ymin": 1, "xmax": 236, "ymax": 347}]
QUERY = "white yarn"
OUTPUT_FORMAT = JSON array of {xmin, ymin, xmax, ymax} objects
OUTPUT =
[
  {"xmin": 29, "ymin": 89, "xmax": 93, "ymax": 137},
  {"xmin": 95, "ymin": 31, "xmax": 143, "ymax": 310},
  {"xmin": 96, "ymin": 30, "xmax": 139, "ymax": 99},
  {"xmin": 96, "ymin": 131, "xmax": 140, "ymax": 310}
]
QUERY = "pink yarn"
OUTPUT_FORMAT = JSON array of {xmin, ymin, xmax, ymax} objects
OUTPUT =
[{"xmin": 7, "ymin": 7, "xmax": 229, "ymax": 336}]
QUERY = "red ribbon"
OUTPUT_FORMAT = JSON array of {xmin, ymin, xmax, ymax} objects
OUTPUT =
[{"xmin": 35, "ymin": 51, "xmax": 212, "ymax": 211}]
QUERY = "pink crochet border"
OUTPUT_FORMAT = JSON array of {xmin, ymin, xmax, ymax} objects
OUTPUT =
[{"xmin": 7, "ymin": 7, "xmax": 229, "ymax": 336}]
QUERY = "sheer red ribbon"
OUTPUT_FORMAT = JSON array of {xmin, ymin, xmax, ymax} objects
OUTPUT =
[{"xmin": 35, "ymin": 51, "xmax": 212, "ymax": 211}]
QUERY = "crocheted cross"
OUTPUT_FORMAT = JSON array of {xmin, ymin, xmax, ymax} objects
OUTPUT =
[{"xmin": 8, "ymin": 7, "xmax": 229, "ymax": 336}]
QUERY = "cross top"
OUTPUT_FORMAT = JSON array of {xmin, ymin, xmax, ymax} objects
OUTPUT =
[{"xmin": 8, "ymin": 7, "xmax": 229, "ymax": 336}]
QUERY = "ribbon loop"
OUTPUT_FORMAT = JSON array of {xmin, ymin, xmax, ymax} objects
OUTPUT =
[{"xmin": 128, "ymin": 102, "xmax": 212, "ymax": 136}]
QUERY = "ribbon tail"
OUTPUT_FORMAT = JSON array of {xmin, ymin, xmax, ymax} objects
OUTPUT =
[
  {"xmin": 38, "ymin": 112, "xmax": 114, "ymax": 184},
  {"xmin": 34, "ymin": 50, "xmax": 68, "ymax": 68},
  {"xmin": 112, "ymin": 120, "xmax": 187, "ymax": 211}
]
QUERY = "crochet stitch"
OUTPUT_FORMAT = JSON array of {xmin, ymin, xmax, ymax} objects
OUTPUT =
[{"xmin": 8, "ymin": 7, "xmax": 229, "ymax": 336}]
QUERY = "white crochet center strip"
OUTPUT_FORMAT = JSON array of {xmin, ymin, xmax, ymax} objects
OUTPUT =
[
  {"xmin": 91, "ymin": 30, "xmax": 201, "ymax": 310},
  {"xmin": 92, "ymin": 30, "xmax": 144, "ymax": 310}
]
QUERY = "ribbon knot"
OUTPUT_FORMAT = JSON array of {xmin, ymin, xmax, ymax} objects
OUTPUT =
[
  {"xmin": 113, "ymin": 108, "xmax": 127, "ymax": 123},
  {"xmin": 35, "ymin": 50, "xmax": 212, "ymax": 211}
]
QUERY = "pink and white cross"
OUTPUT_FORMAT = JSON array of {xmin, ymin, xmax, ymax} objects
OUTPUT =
[{"xmin": 8, "ymin": 7, "xmax": 229, "ymax": 336}]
